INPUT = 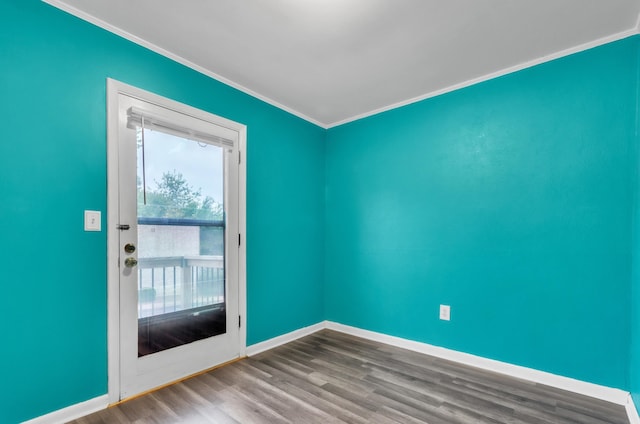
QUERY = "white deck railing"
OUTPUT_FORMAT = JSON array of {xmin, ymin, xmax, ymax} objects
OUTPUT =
[{"xmin": 137, "ymin": 255, "xmax": 224, "ymax": 318}]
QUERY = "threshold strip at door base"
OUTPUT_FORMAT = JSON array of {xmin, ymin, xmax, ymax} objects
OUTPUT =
[{"xmin": 111, "ymin": 356, "xmax": 245, "ymax": 406}]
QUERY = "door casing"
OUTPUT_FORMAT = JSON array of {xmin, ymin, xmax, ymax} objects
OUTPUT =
[{"xmin": 106, "ymin": 78, "xmax": 247, "ymax": 403}]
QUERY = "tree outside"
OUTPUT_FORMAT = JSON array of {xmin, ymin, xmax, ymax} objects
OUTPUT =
[{"xmin": 138, "ymin": 170, "xmax": 223, "ymax": 221}]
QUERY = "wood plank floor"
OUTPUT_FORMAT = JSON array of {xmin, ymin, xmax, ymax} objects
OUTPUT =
[{"xmin": 71, "ymin": 330, "xmax": 629, "ymax": 424}]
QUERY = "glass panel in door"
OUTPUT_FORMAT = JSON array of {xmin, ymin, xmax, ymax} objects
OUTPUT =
[{"xmin": 136, "ymin": 127, "xmax": 226, "ymax": 357}]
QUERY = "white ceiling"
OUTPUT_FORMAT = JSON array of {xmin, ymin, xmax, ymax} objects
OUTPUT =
[{"xmin": 47, "ymin": 0, "xmax": 640, "ymax": 127}]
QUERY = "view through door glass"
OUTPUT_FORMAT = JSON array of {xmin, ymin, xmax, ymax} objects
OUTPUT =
[{"xmin": 136, "ymin": 127, "xmax": 226, "ymax": 357}]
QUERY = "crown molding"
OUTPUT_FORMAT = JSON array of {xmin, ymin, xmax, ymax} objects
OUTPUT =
[
  {"xmin": 42, "ymin": 0, "xmax": 327, "ymax": 128},
  {"xmin": 327, "ymin": 28, "xmax": 639, "ymax": 128},
  {"xmin": 42, "ymin": 1, "xmax": 639, "ymax": 131}
]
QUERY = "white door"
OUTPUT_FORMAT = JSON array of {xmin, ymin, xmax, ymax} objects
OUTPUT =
[{"xmin": 108, "ymin": 80, "xmax": 246, "ymax": 400}]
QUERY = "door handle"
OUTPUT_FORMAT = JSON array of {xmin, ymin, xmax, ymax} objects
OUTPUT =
[{"xmin": 124, "ymin": 257, "xmax": 138, "ymax": 268}]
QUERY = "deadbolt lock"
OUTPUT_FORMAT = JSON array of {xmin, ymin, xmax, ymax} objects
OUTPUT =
[
  {"xmin": 124, "ymin": 257, "xmax": 138, "ymax": 268},
  {"xmin": 124, "ymin": 243, "xmax": 136, "ymax": 254}
]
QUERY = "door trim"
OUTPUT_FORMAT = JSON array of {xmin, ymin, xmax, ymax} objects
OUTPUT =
[{"xmin": 106, "ymin": 78, "xmax": 247, "ymax": 404}]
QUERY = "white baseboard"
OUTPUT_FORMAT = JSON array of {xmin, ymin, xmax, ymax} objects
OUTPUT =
[
  {"xmin": 22, "ymin": 395, "xmax": 109, "ymax": 424},
  {"xmin": 23, "ymin": 322, "xmax": 639, "ymax": 424},
  {"xmin": 24, "ymin": 322, "xmax": 325, "ymax": 423},
  {"xmin": 325, "ymin": 321, "xmax": 629, "ymax": 406},
  {"xmin": 627, "ymin": 395, "xmax": 640, "ymax": 424},
  {"xmin": 246, "ymin": 321, "xmax": 327, "ymax": 356}
]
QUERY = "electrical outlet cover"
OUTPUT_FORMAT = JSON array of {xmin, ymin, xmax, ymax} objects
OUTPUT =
[{"xmin": 439, "ymin": 304, "xmax": 451, "ymax": 321}]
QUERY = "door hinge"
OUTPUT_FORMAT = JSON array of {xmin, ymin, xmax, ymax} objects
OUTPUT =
[
  {"xmin": 238, "ymin": 233, "xmax": 241, "ymax": 247},
  {"xmin": 238, "ymin": 315, "xmax": 241, "ymax": 328},
  {"xmin": 238, "ymin": 150, "xmax": 241, "ymax": 164}
]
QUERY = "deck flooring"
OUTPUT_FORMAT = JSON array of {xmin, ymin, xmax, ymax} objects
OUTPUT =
[{"xmin": 71, "ymin": 330, "xmax": 629, "ymax": 423}]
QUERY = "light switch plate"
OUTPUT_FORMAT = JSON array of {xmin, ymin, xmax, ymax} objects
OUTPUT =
[
  {"xmin": 439, "ymin": 304, "xmax": 451, "ymax": 321},
  {"xmin": 84, "ymin": 210, "xmax": 101, "ymax": 231}
]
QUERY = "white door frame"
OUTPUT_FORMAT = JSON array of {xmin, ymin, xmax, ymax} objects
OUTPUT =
[{"xmin": 106, "ymin": 78, "xmax": 247, "ymax": 404}]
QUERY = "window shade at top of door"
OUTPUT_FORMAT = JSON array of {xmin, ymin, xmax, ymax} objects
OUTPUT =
[{"xmin": 127, "ymin": 106, "xmax": 235, "ymax": 149}]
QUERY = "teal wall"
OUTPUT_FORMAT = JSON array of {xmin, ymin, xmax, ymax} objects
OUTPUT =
[
  {"xmin": 325, "ymin": 37, "xmax": 638, "ymax": 390},
  {"xmin": 5, "ymin": 1, "xmax": 640, "ymax": 422},
  {"xmin": 0, "ymin": 2, "xmax": 324, "ymax": 423},
  {"xmin": 631, "ymin": 33, "xmax": 640, "ymax": 413}
]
